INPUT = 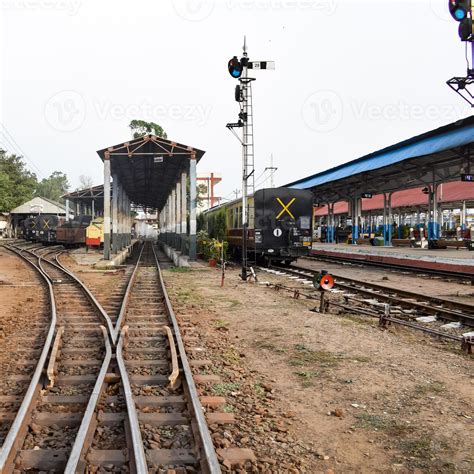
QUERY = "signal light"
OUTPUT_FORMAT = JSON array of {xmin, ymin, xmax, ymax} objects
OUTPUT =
[
  {"xmin": 449, "ymin": 0, "xmax": 468, "ymax": 20},
  {"xmin": 228, "ymin": 56, "xmax": 242, "ymax": 78},
  {"xmin": 313, "ymin": 271, "xmax": 334, "ymax": 291},
  {"xmin": 449, "ymin": 1, "xmax": 473, "ymax": 41},
  {"xmin": 235, "ymin": 84, "xmax": 243, "ymax": 102}
]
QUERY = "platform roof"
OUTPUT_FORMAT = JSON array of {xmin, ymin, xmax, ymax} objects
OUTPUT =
[
  {"xmin": 315, "ymin": 181, "xmax": 474, "ymax": 216},
  {"xmin": 287, "ymin": 116, "xmax": 474, "ymax": 203},
  {"xmin": 97, "ymin": 135, "xmax": 205, "ymax": 210}
]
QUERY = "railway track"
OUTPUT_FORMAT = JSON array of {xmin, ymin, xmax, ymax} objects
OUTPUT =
[
  {"xmin": 116, "ymin": 240, "xmax": 220, "ymax": 472},
  {"xmin": 1, "ymin": 241, "xmax": 225, "ymax": 472},
  {"xmin": 262, "ymin": 264, "xmax": 474, "ymax": 352},
  {"xmin": 0, "ymin": 243, "xmax": 115, "ymax": 472},
  {"xmin": 304, "ymin": 253, "xmax": 474, "ymax": 284}
]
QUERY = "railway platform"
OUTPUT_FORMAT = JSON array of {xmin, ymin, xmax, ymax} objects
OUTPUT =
[{"xmin": 311, "ymin": 242, "xmax": 474, "ymax": 275}]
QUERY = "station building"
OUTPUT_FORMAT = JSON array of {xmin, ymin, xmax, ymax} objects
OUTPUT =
[{"xmin": 288, "ymin": 116, "xmax": 474, "ymax": 247}]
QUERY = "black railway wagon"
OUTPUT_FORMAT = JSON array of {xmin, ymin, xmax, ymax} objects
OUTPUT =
[
  {"xmin": 207, "ymin": 187, "xmax": 313, "ymax": 264},
  {"xmin": 252, "ymin": 188, "xmax": 313, "ymax": 263},
  {"xmin": 56, "ymin": 216, "xmax": 92, "ymax": 246},
  {"xmin": 35, "ymin": 215, "xmax": 64, "ymax": 244},
  {"xmin": 23, "ymin": 217, "xmax": 38, "ymax": 241}
]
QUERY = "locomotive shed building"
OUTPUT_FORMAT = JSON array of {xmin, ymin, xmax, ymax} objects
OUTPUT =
[
  {"xmin": 97, "ymin": 134, "xmax": 205, "ymax": 262},
  {"xmin": 288, "ymin": 116, "xmax": 474, "ymax": 245},
  {"xmin": 62, "ymin": 184, "xmax": 106, "ymax": 219}
]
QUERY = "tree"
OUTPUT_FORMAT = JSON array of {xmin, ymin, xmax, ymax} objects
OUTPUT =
[
  {"xmin": 197, "ymin": 183, "xmax": 208, "ymax": 208},
  {"xmin": 35, "ymin": 171, "xmax": 70, "ymax": 203},
  {"xmin": 129, "ymin": 120, "xmax": 167, "ymax": 139},
  {"xmin": 78, "ymin": 175, "xmax": 93, "ymax": 190},
  {"xmin": 0, "ymin": 150, "xmax": 37, "ymax": 212}
]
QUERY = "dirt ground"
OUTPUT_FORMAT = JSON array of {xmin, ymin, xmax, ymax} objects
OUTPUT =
[
  {"xmin": 0, "ymin": 247, "xmax": 48, "ymax": 383},
  {"xmin": 163, "ymin": 263, "xmax": 473, "ymax": 474}
]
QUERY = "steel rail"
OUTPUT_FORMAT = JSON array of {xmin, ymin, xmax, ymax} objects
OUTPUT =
[
  {"xmin": 18, "ymin": 247, "xmax": 116, "ymax": 343},
  {"xmin": 116, "ymin": 326, "xmax": 148, "ymax": 474},
  {"xmin": 305, "ymin": 254, "xmax": 474, "ymax": 282},
  {"xmin": 113, "ymin": 241, "xmax": 145, "ymax": 342},
  {"xmin": 278, "ymin": 264, "xmax": 474, "ymax": 326},
  {"xmin": 0, "ymin": 246, "xmax": 57, "ymax": 472},
  {"xmin": 151, "ymin": 244, "xmax": 221, "ymax": 474},
  {"xmin": 64, "ymin": 325, "xmax": 113, "ymax": 473}
]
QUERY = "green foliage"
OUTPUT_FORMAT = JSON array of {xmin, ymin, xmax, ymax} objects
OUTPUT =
[
  {"xmin": 129, "ymin": 119, "xmax": 167, "ymax": 139},
  {"xmin": 207, "ymin": 208, "xmax": 227, "ymax": 241},
  {"xmin": 197, "ymin": 183, "xmax": 208, "ymax": 208},
  {"xmin": 0, "ymin": 150, "xmax": 38, "ymax": 212},
  {"xmin": 35, "ymin": 171, "xmax": 70, "ymax": 203},
  {"xmin": 197, "ymin": 212, "xmax": 206, "ymax": 232},
  {"xmin": 197, "ymin": 230, "xmax": 228, "ymax": 261}
]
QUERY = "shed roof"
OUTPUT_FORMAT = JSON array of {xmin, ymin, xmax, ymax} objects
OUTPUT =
[
  {"xmin": 288, "ymin": 116, "xmax": 474, "ymax": 203},
  {"xmin": 62, "ymin": 185, "xmax": 105, "ymax": 212},
  {"xmin": 10, "ymin": 196, "xmax": 66, "ymax": 214},
  {"xmin": 97, "ymin": 135, "xmax": 205, "ymax": 210}
]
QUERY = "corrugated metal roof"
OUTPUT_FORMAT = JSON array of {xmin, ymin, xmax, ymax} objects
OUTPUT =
[
  {"xmin": 315, "ymin": 182, "xmax": 474, "ymax": 216},
  {"xmin": 97, "ymin": 134, "xmax": 205, "ymax": 210},
  {"xmin": 288, "ymin": 116, "xmax": 474, "ymax": 190},
  {"xmin": 10, "ymin": 197, "xmax": 66, "ymax": 214}
]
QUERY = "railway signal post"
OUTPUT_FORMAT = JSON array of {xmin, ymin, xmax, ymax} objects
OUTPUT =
[
  {"xmin": 447, "ymin": 0, "xmax": 474, "ymax": 105},
  {"xmin": 227, "ymin": 37, "xmax": 275, "ymax": 280}
]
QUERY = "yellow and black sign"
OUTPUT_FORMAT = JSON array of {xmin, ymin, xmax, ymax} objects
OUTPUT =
[{"xmin": 276, "ymin": 197, "xmax": 295, "ymax": 219}]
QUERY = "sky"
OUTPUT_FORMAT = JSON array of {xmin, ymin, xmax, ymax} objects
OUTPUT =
[{"xmin": 0, "ymin": 0, "xmax": 472, "ymax": 202}]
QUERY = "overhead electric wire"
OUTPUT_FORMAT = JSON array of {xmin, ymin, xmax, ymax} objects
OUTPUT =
[{"xmin": 0, "ymin": 125, "xmax": 45, "ymax": 177}]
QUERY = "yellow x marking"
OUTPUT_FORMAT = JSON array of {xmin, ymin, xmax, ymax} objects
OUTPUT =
[
  {"xmin": 43, "ymin": 219, "xmax": 50, "ymax": 229},
  {"xmin": 276, "ymin": 197, "xmax": 296, "ymax": 219}
]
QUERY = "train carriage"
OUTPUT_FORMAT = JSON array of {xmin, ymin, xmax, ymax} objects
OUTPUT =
[
  {"xmin": 205, "ymin": 187, "xmax": 313, "ymax": 264},
  {"xmin": 56, "ymin": 216, "xmax": 93, "ymax": 246},
  {"xmin": 35, "ymin": 215, "xmax": 65, "ymax": 244}
]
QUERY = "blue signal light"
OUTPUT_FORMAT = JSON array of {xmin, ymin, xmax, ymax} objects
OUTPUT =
[
  {"xmin": 231, "ymin": 69, "xmax": 240, "ymax": 78},
  {"xmin": 455, "ymin": 8, "xmax": 466, "ymax": 19}
]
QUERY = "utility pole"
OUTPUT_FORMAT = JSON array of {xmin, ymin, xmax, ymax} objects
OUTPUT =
[
  {"xmin": 226, "ymin": 37, "xmax": 275, "ymax": 281},
  {"xmin": 265, "ymin": 154, "xmax": 278, "ymax": 188}
]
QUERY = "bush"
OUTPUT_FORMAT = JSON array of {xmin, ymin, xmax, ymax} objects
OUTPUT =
[{"xmin": 197, "ymin": 230, "xmax": 228, "ymax": 261}]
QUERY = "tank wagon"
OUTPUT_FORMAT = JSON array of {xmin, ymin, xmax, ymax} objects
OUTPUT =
[
  {"xmin": 204, "ymin": 187, "xmax": 313, "ymax": 264},
  {"xmin": 35, "ymin": 215, "xmax": 65, "ymax": 244}
]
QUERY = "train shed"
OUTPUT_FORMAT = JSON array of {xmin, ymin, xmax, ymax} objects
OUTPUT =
[
  {"xmin": 97, "ymin": 134, "xmax": 205, "ymax": 262},
  {"xmin": 62, "ymin": 185, "xmax": 105, "ymax": 220},
  {"xmin": 288, "ymin": 116, "xmax": 474, "ymax": 245}
]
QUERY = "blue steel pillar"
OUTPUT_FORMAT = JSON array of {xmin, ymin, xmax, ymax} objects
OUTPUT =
[
  {"xmin": 351, "ymin": 198, "xmax": 361, "ymax": 244},
  {"xmin": 427, "ymin": 184, "xmax": 440, "ymax": 240},
  {"xmin": 461, "ymin": 201, "xmax": 467, "ymax": 230},
  {"xmin": 383, "ymin": 193, "xmax": 393, "ymax": 246},
  {"xmin": 326, "ymin": 203, "xmax": 336, "ymax": 243}
]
